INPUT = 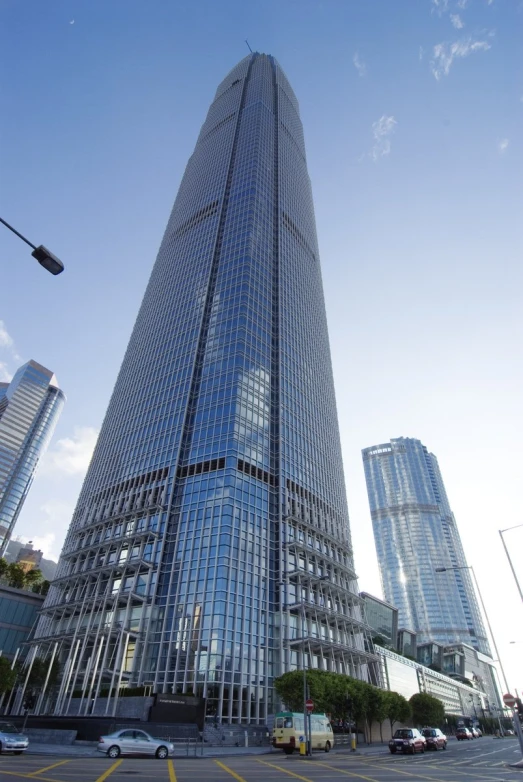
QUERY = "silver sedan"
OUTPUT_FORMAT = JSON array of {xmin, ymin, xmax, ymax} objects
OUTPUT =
[{"xmin": 97, "ymin": 729, "xmax": 174, "ymax": 758}]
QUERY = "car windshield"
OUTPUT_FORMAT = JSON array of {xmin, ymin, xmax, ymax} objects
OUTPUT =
[
  {"xmin": 394, "ymin": 730, "xmax": 412, "ymax": 738},
  {"xmin": 422, "ymin": 729, "xmax": 436, "ymax": 737},
  {"xmin": 0, "ymin": 723, "xmax": 19, "ymax": 734}
]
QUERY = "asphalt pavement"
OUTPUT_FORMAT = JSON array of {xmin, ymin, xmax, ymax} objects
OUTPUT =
[{"xmin": 1, "ymin": 736, "xmax": 522, "ymax": 782}]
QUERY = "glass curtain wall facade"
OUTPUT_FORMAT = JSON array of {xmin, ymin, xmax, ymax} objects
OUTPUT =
[
  {"xmin": 0, "ymin": 361, "xmax": 65, "ymax": 555},
  {"xmin": 32, "ymin": 53, "xmax": 377, "ymax": 724},
  {"xmin": 362, "ymin": 437, "xmax": 490, "ymax": 656}
]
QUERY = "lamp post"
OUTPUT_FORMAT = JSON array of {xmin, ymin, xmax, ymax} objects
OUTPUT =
[
  {"xmin": 499, "ymin": 525, "xmax": 523, "ymax": 604},
  {"xmin": 0, "ymin": 216, "xmax": 64, "ymax": 275},
  {"xmin": 435, "ymin": 565, "xmax": 510, "ymax": 694}
]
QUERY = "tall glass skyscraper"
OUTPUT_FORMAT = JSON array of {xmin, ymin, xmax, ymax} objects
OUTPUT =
[
  {"xmin": 34, "ymin": 54, "xmax": 376, "ymax": 724},
  {"xmin": 362, "ymin": 437, "xmax": 490, "ymax": 656},
  {"xmin": 0, "ymin": 360, "xmax": 65, "ymax": 556}
]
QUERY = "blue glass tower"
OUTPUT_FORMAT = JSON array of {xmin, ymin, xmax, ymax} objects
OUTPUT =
[
  {"xmin": 362, "ymin": 437, "xmax": 490, "ymax": 656},
  {"xmin": 0, "ymin": 360, "xmax": 65, "ymax": 556},
  {"xmin": 34, "ymin": 54, "xmax": 376, "ymax": 724}
]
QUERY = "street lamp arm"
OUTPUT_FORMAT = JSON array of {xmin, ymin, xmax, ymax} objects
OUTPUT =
[
  {"xmin": 0, "ymin": 216, "xmax": 64, "ymax": 275},
  {"xmin": 0, "ymin": 216, "xmax": 37, "ymax": 250},
  {"xmin": 499, "ymin": 529, "xmax": 523, "ymax": 604}
]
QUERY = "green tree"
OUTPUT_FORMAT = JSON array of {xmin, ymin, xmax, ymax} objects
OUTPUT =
[
  {"xmin": 409, "ymin": 692, "xmax": 445, "ymax": 727},
  {"xmin": 383, "ymin": 691, "xmax": 411, "ymax": 735},
  {"xmin": 0, "ymin": 557, "xmax": 9, "ymax": 582},
  {"xmin": 366, "ymin": 686, "xmax": 387, "ymax": 742},
  {"xmin": 0, "ymin": 657, "xmax": 17, "ymax": 695},
  {"xmin": 23, "ymin": 568, "xmax": 43, "ymax": 588},
  {"xmin": 6, "ymin": 562, "xmax": 26, "ymax": 589},
  {"xmin": 27, "ymin": 657, "xmax": 60, "ymax": 690}
]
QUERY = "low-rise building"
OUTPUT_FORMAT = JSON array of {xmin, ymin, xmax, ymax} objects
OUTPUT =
[
  {"xmin": 360, "ymin": 592, "xmax": 398, "ymax": 649},
  {"xmin": 0, "ymin": 583, "xmax": 44, "ymax": 660}
]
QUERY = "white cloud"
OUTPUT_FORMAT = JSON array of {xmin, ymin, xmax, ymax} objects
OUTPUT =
[
  {"xmin": 498, "ymin": 138, "xmax": 509, "ymax": 153},
  {"xmin": 371, "ymin": 115, "xmax": 397, "ymax": 161},
  {"xmin": 431, "ymin": 0, "xmax": 450, "ymax": 15},
  {"xmin": 0, "ymin": 321, "xmax": 13, "ymax": 349},
  {"xmin": 430, "ymin": 36, "xmax": 492, "ymax": 79},
  {"xmin": 450, "ymin": 13, "xmax": 464, "ymax": 28},
  {"xmin": 353, "ymin": 52, "xmax": 366, "ymax": 77},
  {"xmin": 41, "ymin": 425, "xmax": 99, "ymax": 476},
  {"xmin": 419, "ymin": 46, "xmax": 425, "ymax": 61},
  {"xmin": 457, "ymin": 0, "xmax": 469, "ymax": 8}
]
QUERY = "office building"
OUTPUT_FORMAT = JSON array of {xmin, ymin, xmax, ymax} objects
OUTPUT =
[
  {"xmin": 360, "ymin": 592, "xmax": 398, "ymax": 649},
  {"xmin": 16, "ymin": 543, "xmax": 43, "ymax": 573},
  {"xmin": 0, "ymin": 361, "xmax": 65, "ymax": 556},
  {"xmin": 33, "ymin": 54, "xmax": 377, "ymax": 723},
  {"xmin": 362, "ymin": 437, "xmax": 490, "ymax": 655}
]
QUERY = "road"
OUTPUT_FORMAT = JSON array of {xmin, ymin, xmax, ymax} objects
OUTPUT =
[{"xmin": 0, "ymin": 738, "xmax": 522, "ymax": 782}]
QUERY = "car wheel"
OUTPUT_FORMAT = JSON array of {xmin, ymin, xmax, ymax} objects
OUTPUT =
[
  {"xmin": 284, "ymin": 748, "xmax": 294, "ymax": 755},
  {"xmin": 14, "ymin": 751, "xmax": 23, "ymax": 755},
  {"xmin": 390, "ymin": 748, "xmax": 396, "ymax": 754},
  {"xmin": 443, "ymin": 742, "xmax": 447, "ymax": 750},
  {"xmin": 421, "ymin": 744, "xmax": 425, "ymax": 753},
  {"xmin": 107, "ymin": 745, "xmax": 121, "ymax": 759},
  {"xmin": 410, "ymin": 746, "xmax": 415, "ymax": 754},
  {"xmin": 155, "ymin": 746, "xmax": 168, "ymax": 759},
  {"xmin": 324, "ymin": 741, "xmax": 331, "ymax": 753}
]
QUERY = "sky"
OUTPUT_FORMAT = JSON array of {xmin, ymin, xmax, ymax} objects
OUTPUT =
[{"xmin": 1, "ymin": 0, "xmax": 522, "ymax": 694}]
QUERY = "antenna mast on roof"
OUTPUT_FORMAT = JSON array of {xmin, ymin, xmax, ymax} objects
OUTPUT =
[{"xmin": 245, "ymin": 40, "xmax": 253, "ymax": 53}]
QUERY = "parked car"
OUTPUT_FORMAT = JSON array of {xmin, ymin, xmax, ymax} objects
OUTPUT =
[
  {"xmin": 0, "ymin": 721, "xmax": 29, "ymax": 755},
  {"xmin": 456, "ymin": 727, "xmax": 473, "ymax": 741},
  {"xmin": 421, "ymin": 727, "xmax": 447, "ymax": 750},
  {"xmin": 471, "ymin": 727, "xmax": 481, "ymax": 738},
  {"xmin": 505, "ymin": 729, "xmax": 515, "ymax": 736},
  {"xmin": 97, "ymin": 729, "xmax": 174, "ymax": 758},
  {"xmin": 389, "ymin": 728, "xmax": 426, "ymax": 754}
]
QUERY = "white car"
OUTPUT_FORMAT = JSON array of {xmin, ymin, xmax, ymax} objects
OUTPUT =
[
  {"xmin": 0, "ymin": 721, "xmax": 29, "ymax": 754},
  {"xmin": 97, "ymin": 729, "xmax": 174, "ymax": 758}
]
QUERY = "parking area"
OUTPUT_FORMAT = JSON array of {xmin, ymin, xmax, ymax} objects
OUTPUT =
[{"xmin": 0, "ymin": 739, "xmax": 522, "ymax": 782}]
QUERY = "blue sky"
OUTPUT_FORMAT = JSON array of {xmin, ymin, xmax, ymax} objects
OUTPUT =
[{"xmin": 1, "ymin": 0, "xmax": 522, "ymax": 689}]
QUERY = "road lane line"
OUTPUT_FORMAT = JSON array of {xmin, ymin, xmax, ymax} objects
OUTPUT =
[
  {"xmin": 214, "ymin": 760, "xmax": 249, "ymax": 782},
  {"xmin": 0, "ymin": 772, "xmax": 64, "ymax": 782},
  {"xmin": 312, "ymin": 760, "xmax": 381, "ymax": 782},
  {"xmin": 168, "ymin": 759, "xmax": 177, "ymax": 782},
  {"xmin": 255, "ymin": 759, "xmax": 315, "ymax": 782},
  {"xmin": 362, "ymin": 758, "xmax": 507, "ymax": 782},
  {"xmin": 28, "ymin": 761, "xmax": 70, "ymax": 776},
  {"xmin": 93, "ymin": 759, "xmax": 123, "ymax": 782}
]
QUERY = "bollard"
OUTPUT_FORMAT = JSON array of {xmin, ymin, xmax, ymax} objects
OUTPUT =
[
  {"xmin": 299, "ymin": 735, "xmax": 306, "ymax": 755},
  {"xmin": 351, "ymin": 732, "xmax": 356, "ymax": 752},
  {"xmin": 245, "ymin": 730, "xmax": 248, "ymax": 747}
]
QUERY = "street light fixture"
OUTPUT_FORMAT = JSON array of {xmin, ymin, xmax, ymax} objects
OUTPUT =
[
  {"xmin": 435, "ymin": 565, "xmax": 510, "ymax": 694},
  {"xmin": 499, "ymin": 524, "xmax": 523, "ymax": 604},
  {"xmin": 0, "ymin": 216, "xmax": 64, "ymax": 275}
]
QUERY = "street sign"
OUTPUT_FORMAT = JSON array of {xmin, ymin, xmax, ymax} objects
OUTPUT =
[
  {"xmin": 503, "ymin": 693, "xmax": 517, "ymax": 708},
  {"xmin": 305, "ymin": 699, "xmax": 314, "ymax": 712}
]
